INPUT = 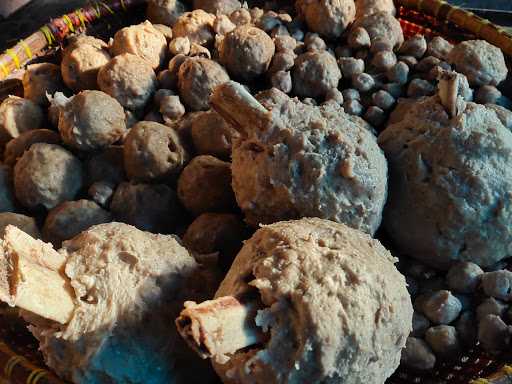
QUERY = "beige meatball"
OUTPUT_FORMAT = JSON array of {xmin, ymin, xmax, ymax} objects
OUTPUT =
[
  {"xmin": 351, "ymin": 11, "xmax": 404, "ymax": 50},
  {"xmin": 292, "ymin": 50, "xmax": 342, "ymax": 98},
  {"xmin": 191, "ymin": 110, "xmax": 239, "ymax": 159},
  {"xmin": 173, "ymin": 9, "xmax": 215, "ymax": 45},
  {"xmin": 177, "ymin": 155, "xmax": 236, "ymax": 216},
  {"xmin": 43, "ymin": 199, "xmax": 112, "ymax": 247},
  {"xmin": 14, "ymin": 143, "xmax": 83, "ymax": 210},
  {"xmin": 98, "ymin": 53, "xmax": 157, "ymax": 111},
  {"xmin": 296, "ymin": 0, "xmax": 356, "ymax": 38},
  {"xmin": 0, "ymin": 165, "xmax": 15, "ymax": 213},
  {"xmin": 4, "ymin": 129, "xmax": 61, "ymax": 166},
  {"xmin": 147, "ymin": 0, "xmax": 186, "ymax": 26},
  {"xmin": 219, "ymin": 25, "xmax": 275, "ymax": 81},
  {"xmin": 178, "ymin": 57, "xmax": 229, "ymax": 111},
  {"xmin": 0, "ymin": 96, "xmax": 43, "ymax": 145},
  {"xmin": 61, "ymin": 36, "xmax": 111, "ymax": 91},
  {"xmin": 22, "ymin": 63, "xmax": 65, "ymax": 106},
  {"xmin": 0, "ymin": 212, "xmax": 40, "ymax": 238},
  {"xmin": 124, "ymin": 121, "xmax": 188, "ymax": 182},
  {"xmin": 111, "ymin": 21, "xmax": 167, "ymax": 69},
  {"xmin": 58, "ymin": 90, "xmax": 126, "ymax": 151},
  {"xmin": 193, "ymin": 0, "xmax": 240, "ymax": 14}
]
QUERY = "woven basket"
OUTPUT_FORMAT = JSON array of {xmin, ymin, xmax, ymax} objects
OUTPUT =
[{"xmin": 0, "ymin": 1, "xmax": 511, "ymax": 383}]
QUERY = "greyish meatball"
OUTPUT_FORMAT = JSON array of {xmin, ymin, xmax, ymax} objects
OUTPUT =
[
  {"xmin": 296, "ymin": 0, "xmax": 356, "ymax": 38},
  {"xmin": 146, "ymin": 0, "xmax": 186, "ymax": 26},
  {"xmin": 0, "ymin": 212, "xmax": 40, "ymax": 238},
  {"xmin": 0, "ymin": 166, "xmax": 15, "ymax": 213},
  {"xmin": 4, "ymin": 129, "xmax": 61, "ymax": 167},
  {"xmin": 355, "ymin": 0, "xmax": 395, "ymax": 17},
  {"xmin": 425, "ymin": 325, "xmax": 461, "ymax": 358},
  {"xmin": 58, "ymin": 90, "xmax": 126, "ymax": 151},
  {"xmin": 22, "ymin": 63, "xmax": 65, "ymax": 106},
  {"xmin": 351, "ymin": 11, "xmax": 404, "ymax": 50},
  {"xmin": 14, "ymin": 143, "xmax": 83, "ymax": 210},
  {"xmin": 210, "ymin": 82, "xmax": 387, "ymax": 234},
  {"xmin": 415, "ymin": 290, "xmax": 462, "ymax": 325},
  {"xmin": 292, "ymin": 50, "xmax": 342, "ymax": 98},
  {"xmin": 0, "ymin": 96, "xmax": 43, "ymax": 146}
]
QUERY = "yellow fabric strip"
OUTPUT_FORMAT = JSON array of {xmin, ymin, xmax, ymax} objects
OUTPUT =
[
  {"xmin": 99, "ymin": 1, "xmax": 115, "ymax": 15},
  {"xmin": 0, "ymin": 61, "xmax": 9, "ymax": 77},
  {"xmin": 4, "ymin": 355, "xmax": 23, "ymax": 378},
  {"xmin": 40, "ymin": 25, "xmax": 56, "ymax": 45},
  {"xmin": 5, "ymin": 49, "xmax": 20, "ymax": 69},
  {"xmin": 26, "ymin": 369, "xmax": 47, "ymax": 384},
  {"xmin": 19, "ymin": 39, "xmax": 33, "ymax": 59},
  {"xmin": 62, "ymin": 15, "xmax": 75, "ymax": 32}
]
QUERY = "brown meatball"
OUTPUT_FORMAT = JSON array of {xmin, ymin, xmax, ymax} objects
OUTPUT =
[
  {"xmin": 0, "ymin": 96, "xmax": 43, "ymax": 146},
  {"xmin": 4, "ymin": 129, "xmax": 61, "ymax": 166},
  {"xmin": 172, "ymin": 9, "xmax": 215, "ymax": 45},
  {"xmin": 219, "ymin": 25, "xmax": 275, "ymax": 81},
  {"xmin": 178, "ymin": 57, "xmax": 229, "ymax": 111},
  {"xmin": 0, "ymin": 165, "xmax": 15, "ymax": 213},
  {"xmin": 123, "ymin": 121, "xmax": 188, "ymax": 182},
  {"xmin": 58, "ymin": 90, "xmax": 126, "ymax": 151},
  {"xmin": 43, "ymin": 199, "xmax": 112, "ymax": 247},
  {"xmin": 0, "ymin": 212, "xmax": 40, "ymax": 238},
  {"xmin": 14, "ymin": 143, "xmax": 83, "ymax": 210},
  {"xmin": 22, "ymin": 63, "xmax": 65, "ymax": 106},
  {"xmin": 61, "ymin": 36, "xmax": 111, "ymax": 91},
  {"xmin": 146, "ymin": 0, "xmax": 186, "ymax": 26},
  {"xmin": 110, "ymin": 182, "xmax": 179, "ymax": 233},
  {"xmin": 111, "ymin": 21, "xmax": 167, "ymax": 69},
  {"xmin": 296, "ymin": 0, "xmax": 356, "ymax": 38},
  {"xmin": 191, "ymin": 110, "xmax": 239, "ymax": 159},
  {"xmin": 98, "ymin": 53, "xmax": 157, "ymax": 111},
  {"xmin": 193, "ymin": 0, "xmax": 240, "ymax": 14},
  {"xmin": 292, "ymin": 51, "xmax": 342, "ymax": 98},
  {"xmin": 177, "ymin": 155, "xmax": 236, "ymax": 215},
  {"xmin": 87, "ymin": 146, "xmax": 126, "ymax": 185}
]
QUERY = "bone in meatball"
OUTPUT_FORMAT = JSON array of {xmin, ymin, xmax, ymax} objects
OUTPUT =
[
  {"xmin": 177, "ymin": 218, "xmax": 412, "ymax": 384},
  {"xmin": 0, "ymin": 165, "xmax": 15, "ymax": 213},
  {"xmin": 0, "ymin": 223, "xmax": 217, "ymax": 383},
  {"xmin": 98, "ymin": 53, "xmax": 157, "ymax": 111},
  {"xmin": 22, "ymin": 63, "xmax": 65, "ymax": 106},
  {"xmin": 172, "ymin": 9, "xmax": 215, "ymax": 46},
  {"xmin": 193, "ymin": 0, "xmax": 240, "ymax": 14},
  {"xmin": 210, "ymin": 82, "xmax": 388, "ymax": 234},
  {"xmin": 219, "ymin": 25, "xmax": 275, "ymax": 81},
  {"xmin": 0, "ymin": 96, "xmax": 43, "ymax": 146},
  {"xmin": 355, "ymin": 0, "xmax": 395, "ymax": 17},
  {"xmin": 448, "ymin": 40, "xmax": 508, "ymax": 86},
  {"xmin": 124, "ymin": 121, "xmax": 188, "ymax": 182},
  {"xmin": 111, "ymin": 21, "xmax": 167, "ymax": 69},
  {"xmin": 190, "ymin": 110, "xmax": 239, "ymax": 159},
  {"xmin": 58, "ymin": 90, "xmax": 126, "ymax": 151},
  {"xmin": 296, "ymin": 0, "xmax": 356, "ymax": 38},
  {"xmin": 4, "ymin": 129, "xmax": 61, "ymax": 167},
  {"xmin": 14, "ymin": 143, "xmax": 83, "ymax": 210},
  {"xmin": 292, "ymin": 50, "xmax": 342, "ymax": 98},
  {"xmin": 61, "ymin": 36, "xmax": 111, "ymax": 91},
  {"xmin": 177, "ymin": 57, "xmax": 229, "ymax": 111},
  {"xmin": 43, "ymin": 199, "xmax": 112, "ymax": 247},
  {"xmin": 146, "ymin": 0, "xmax": 186, "ymax": 26},
  {"xmin": 350, "ymin": 11, "xmax": 404, "ymax": 50},
  {"xmin": 0, "ymin": 212, "xmax": 40, "ymax": 238}
]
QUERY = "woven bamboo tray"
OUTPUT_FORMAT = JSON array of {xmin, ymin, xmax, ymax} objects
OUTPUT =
[{"xmin": 0, "ymin": 0, "xmax": 511, "ymax": 383}]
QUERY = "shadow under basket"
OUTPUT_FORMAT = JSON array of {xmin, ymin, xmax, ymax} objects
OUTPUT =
[{"xmin": 0, "ymin": 0, "xmax": 512, "ymax": 383}]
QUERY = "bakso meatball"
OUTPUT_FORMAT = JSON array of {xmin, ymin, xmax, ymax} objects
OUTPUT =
[
  {"xmin": 190, "ymin": 110, "xmax": 239, "ymax": 159},
  {"xmin": 296, "ymin": 0, "xmax": 356, "ymax": 38},
  {"xmin": 0, "ymin": 212, "xmax": 40, "ymax": 238},
  {"xmin": 22, "ymin": 63, "xmax": 65, "ymax": 106},
  {"xmin": 351, "ymin": 11, "xmax": 404, "ymax": 50},
  {"xmin": 0, "ymin": 96, "xmax": 43, "ymax": 146},
  {"xmin": 193, "ymin": 0, "xmax": 240, "ymax": 15},
  {"xmin": 4, "ymin": 129, "xmax": 61, "ymax": 166},
  {"xmin": 292, "ymin": 50, "xmax": 341, "ymax": 98},
  {"xmin": 172, "ymin": 9, "xmax": 215, "ymax": 46},
  {"xmin": 146, "ymin": 0, "xmax": 186, "ymax": 26}
]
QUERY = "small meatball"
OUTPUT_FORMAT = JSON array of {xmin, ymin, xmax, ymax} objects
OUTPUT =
[
  {"xmin": 58, "ymin": 90, "xmax": 126, "ymax": 151},
  {"xmin": 364, "ymin": 106, "xmax": 386, "ymax": 127},
  {"xmin": 292, "ymin": 51, "xmax": 341, "ymax": 98},
  {"xmin": 191, "ymin": 110, "xmax": 239, "ymax": 159},
  {"xmin": 412, "ymin": 311, "xmax": 430, "ymax": 337},
  {"xmin": 172, "ymin": 9, "xmax": 215, "ymax": 46},
  {"xmin": 427, "ymin": 36, "xmax": 453, "ymax": 60},
  {"xmin": 487, "ymin": 104, "xmax": 512, "ymax": 130},
  {"xmin": 478, "ymin": 314, "xmax": 512, "ymax": 353},
  {"xmin": 157, "ymin": 69, "xmax": 176, "ymax": 89},
  {"xmin": 22, "ymin": 63, "xmax": 65, "ymax": 106},
  {"xmin": 169, "ymin": 36, "xmax": 191, "ymax": 56},
  {"xmin": 98, "ymin": 53, "xmax": 157, "ymax": 111},
  {"xmin": 111, "ymin": 182, "xmax": 178, "ymax": 233},
  {"xmin": 448, "ymin": 40, "xmax": 508, "ymax": 86},
  {"xmin": 407, "ymin": 78, "xmax": 435, "ymax": 98},
  {"xmin": 343, "ymin": 99, "xmax": 364, "ymax": 116},
  {"xmin": 88, "ymin": 181, "xmax": 115, "ymax": 207},
  {"xmin": 399, "ymin": 34, "xmax": 427, "ymax": 59},
  {"xmin": 476, "ymin": 298, "xmax": 508, "ymax": 320},
  {"xmin": 342, "ymin": 88, "xmax": 360, "ymax": 100},
  {"xmin": 387, "ymin": 61, "xmax": 409, "ymax": 84},
  {"xmin": 425, "ymin": 325, "xmax": 461, "ymax": 357},
  {"xmin": 160, "ymin": 95, "xmax": 186, "ymax": 123},
  {"xmin": 87, "ymin": 146, "xmax": 126, "ymax": 185},
  {"xmin": 166, "ymin": 53, "xmax": 188, "ymax": 87},
  {"xmin": 456, "ymin": 311, "xmax": 477, "ymax": 346},
  {"xmin": 178, "ymin": 57, "xmax": 229, "ymax": 111},
  {"xmin": 325, "ymin": 88, "xmax": 344, "ymax": 105},
  {"xmin": 4, "ymin": 129, "xmax": 61, "ymax": 167},
  {"xmin": 296, "ymin": 0, "xmax": 356, "ymax": 38},
  {"xmin": 229, "ymin": 7, "xmax": 251, "ymax": 26},
  {"xmin": 153, "ymin": 24, "xmax": 173, "ymax": 41},
  {"xmin": 61, "ymin": 36, "xmax": 111, "ymax": 91},
  {"xmin": 0, "ymin": 166, "xmax": 14, "ymax": 213},
  {"xmin": 352, "ymin": 72, "xmax": 375, "ymax": 92},
  {"xmin": 271, "ymin": 71, "xmax": 292, "ymax": 93},
  {"xmin": 269, "ymin": 51, "xmax": 295, "ymax": 73},
  {"xmin": 43, "ymin": 199, "xmax": 112, "ymax": 247},
  {"xmin": 14, "ymin": 143, "xmax": 83, "ymax": 210},
  {"xmin": 274, "ymin": 35, "xmax": 297, "ymax": 52},
  {"xmin": 348, "ymin": 27, "xmax": 370, "ymax": 49},
  {"xmin": 416, "ymin": 55, "xmax": 441, "ymax": 72},
  {"xmin": 0, "ymin": 212, "xmax": 40, "ymax": 238},
  {"xmin": 213, "ymin": 14, "xmax": 236, "ymax": 36},
  {"xmin": 481, "ymin": 270, "xmax": 512, "ymax": 301},
  {"xmin": 219, "ymin": 25, "xmax": 275, "ymax": 81},
  {"xmin": 0, "ymin": 96, "xmax": 43, "ymax": 146},
  {"xmin": 372, "ymin": 90, "xmax": 395, "ymax": 110},
  {"xmin": 401, "ymin": 337, "xmax": 436, "ymax": 371},
  {"xmin": 338, "ymin": 57, "xmax": 364, "ymax": 77},
  {"xmin": 304, "ymin": 33, "xmax": 327, "ymax": 51},
  {"xmin": 446, "ymin": 261, "xmax": 483, "ymax": 293},
  {"xmin": 193, "ymin": 0, "xmax": 240, "ymax": 14},
  {"xmin": 475, "ymin": 85, "xmax": 502, "ymax": 105},
  {"xmin": 371, "ymin": 50, "xmax": 397, "ymax": 72},
  {"xmin": 416, "ymin": 290, "xmax": 462, "ymax": 324},
  {"xmin": 124, "ymin": 121, "xmax": 187, "ymax": 182},
  {"xmin": 146, "ymin": 0, "xmax": 186, "ymax": 26},
  {"xmin": 177, "ymin": 155, "xmax": 236, "ymax": 215},
  {"xmin": 399, "ymin": 55, "xmax": 418, "ymax": 67},
  {"xmin": 351, "ymin": 11, "xmax": 404, "ymax": 50},
  {"xmin": 381, "ymin": 83, "xmax": 403, "ymax": 98}
]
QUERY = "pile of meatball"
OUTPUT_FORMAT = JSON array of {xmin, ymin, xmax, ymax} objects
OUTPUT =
[{"xmin": 0, "ymin": 0, "xmax": 511, "ymax": 377}]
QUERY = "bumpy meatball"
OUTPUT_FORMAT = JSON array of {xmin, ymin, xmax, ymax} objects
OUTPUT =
[
  {"xmin": 0, "ymin": 212, "xmax": 40, "ymax": 238},
  {"xmin": 111, "ymin": 21, "xmax": 167, "ymax": 69},
  {"xmin": 296, "ymin": 0, "xmax": 356, "ymax": 38},
  {"xmin": 293, "ymin": 51, "xmax": 342, "ymax": 98},
  {"xmin": 0, "ymin": 165, "xmax": 15, "ymax": 213},
  {"xmin": 14, "ymin": 143, "xmax": 83, "ymax": 210},
  {"xmin": 0, "ymin": 96, "xmax": 43, "ymax": 145},
  {"xmin": 190, "ymin": 110, "xmax": 239, "ymax": 159},
  {"xmin": 172, "ymin": 9, "xmax": 215, "ymax": 45},
  {"xmin": 146, "ymin": 0, "xmax": 186, "ymax": 26},
  {"xmin": 58, "ymin": 90, "xmax": 126, "ymax": 151},
  {"xmin": 355, "ymin": 0, "xmax": 395, "ymax": 17},
  {"xmin": 98, "ymin": 53, "xmax": 157, "ymax": 111},
  {"xmin": 4, "ymin": 129, "xmax": 61, "ymax": 166},
  {"xmin": 193, "ymin": 0, "xmax": 240, "ymax": 14},
  {"xmin": 22, "ymin": 63, "xmax": 65, "ymax": 106},
  {"xmin": 351, "ymin": 11, "xmax": 404, "ymax": 50}
]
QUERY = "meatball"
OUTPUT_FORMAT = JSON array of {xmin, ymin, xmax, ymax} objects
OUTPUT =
[
  {"xmin": 111, "ymin": 21, "xmax": 167, "ymax": 69},
  {"xmin": 476, "ymin": 298, "xmax": 508, "ymax": 320},
  {"xmin": 0, "ymin": 212, "xmax": 40, "ymax": 238},
  {"xmin": 88, "ymin": 181, "xmax": 115, "ymax": 207},
  {"xmin": 190, "ymin": 110, "xmax": 239, "ymax": 159},
  {"xmin": 177, "ymin": 57, "xmax": 229, "ymax": 111},
  {"xmin": 448, "ymin": 40, "xmax": 508, "ymax": 86},
  {"xmin": 478, "ymin": 314, "xmax": 512, "ymax": 353},
  {"xmin": 351, "ymin": 11, "xmax": 404, "ymax": 50},
  {"xmin": 193, "ymin": 0, "xmax": 240, "ymax": 14},
  {"xmin": 14, "ymin": 143, "xmax": 83, "ymax": 210},
  {"xmin": 446, "ymin": 262, "xmax": 483, "ymax": 293},
  {"xmin": 219, "ymin": 25, "xmax": 275, "ymax": 81},
  {"xmin": 427, "ymin": 36, "xmax": 453, "ymax": 60},
  {"xmin": 400, "ymin": 337, "xmax": 436, "ymax": 371},
  {"xmin": 292, "ymin": 50, "xmax": 342, "ymax": 98},
  {"xmin": 98, "ymin": 53, "xmax": 157, "ymax": 111},
  {"xmin": 177, "ymin": 155, "xmax": 236, "ymax": 216},
  {"xmin": 481, "ymin": 270, "xmax": 512, "ymax": 301},
  {"xmin": 87, "ymin": 146, "xmax": 126, "ymax": 186},
  {"xmin": 399, "ymin": 34, "xmax": 427, "ymax": 59},
  {"xmin": 58, "ymin": 90, "xmax": 126, "ymax": 151},
  {"xmin": 296, "ymin": 0, "xmax": 356, "ymax": 38},
  {"xmin": 0, "ymin": 165, "xmax": 15, "ymax": 213},
  {"xmin": 43, "ymin": 200, "xmax": 112, "ymax": 247},
  {"xmin": 425, "ymin": 325, "xmax": 461, "ymax": 357},
  {"xmin": 4, "ymin": 129, "xmax": 61, "ymax": 166},
  {"xmin": 355, "ymin": 0, "xmax": 395, "ymax": 17},
  {"xmin": 124, "ymin": 121, "xmax": 188, "ymax": 182},
  {"xmin": 61, "ymin": 36, "xmax": 111, "ymax": 91},
  {"xmin": 110, "ymin": 182, "xmax": 179, "ymax": 233},
  {"xmin": 172, "ymin": 9, "xmax": 215, "ymax": 46},
  {"xmin": 415, "ymin": 290, "xmax": 462, "ymax": 325},
  {"xmin": 22, "ymin": 63, "xmax": 65, "ymax": 106},
  {"xmin": 146, "ymin": 0, "xmax": 186, "ymax": 26},
  {"xmin": 0, "ymin": 96, "xmax": 43, "ymax": 146}
]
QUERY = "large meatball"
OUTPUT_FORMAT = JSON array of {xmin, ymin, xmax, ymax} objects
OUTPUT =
[
  {"xmin": 292, "ymin": 51, "xmax": 342, "ymax": 98},
  {"xmin": 172, "ymin": 9, "xmax": 215, "ymax": 45},
  {"xmin": 22, "ymin": 63, "xmax": 65, "ymax": 106},
  {"xmin": 351, "ymin": 11, "xmax": 404, "ymax": 50},
  {"xmin": 0, "ymin": 96, "xmax": 43, "ymax": 146},
  {"xmin": 296, "ymin": 0, "xmax": 356, "ymax": 38},
  {"xmin": 146, "ymin": 0, "xmax": 186, "ymax": 26},
  {"xmin": 4, "ymin": 129, "xmax": 61, "ymax": 166}
]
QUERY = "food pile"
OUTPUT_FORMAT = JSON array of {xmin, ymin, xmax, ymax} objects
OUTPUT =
[{"xmin": 0, "ymin": 0, "xmax": 510, "ymax": 383}]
